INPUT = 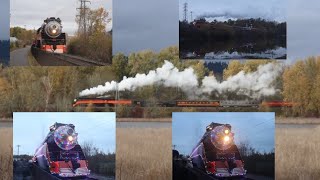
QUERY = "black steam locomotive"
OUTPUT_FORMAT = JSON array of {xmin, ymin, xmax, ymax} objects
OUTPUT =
[
  {"xmin": 190, "ymin": 122, "xmax": 246, "ymax": 177},
  {"xmin": 31, "ymin": 123, "xmax": 90, "ymax": 178},
  {"xmin": 33, "ymin": 17, "xmax": 67, "ymax": 53}
]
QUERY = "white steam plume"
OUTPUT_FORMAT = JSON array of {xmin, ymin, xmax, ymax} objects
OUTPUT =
[
  {"xmin": 79, "ymin": 61, "xmax": 199, "ymax": 96},
  {"xmin": 79, "ymin": 60, "xmax": 282, "ymax": 98},
  {"xmin": 200, "ymin": 63, "xmax": 282, "ymax": 98}
]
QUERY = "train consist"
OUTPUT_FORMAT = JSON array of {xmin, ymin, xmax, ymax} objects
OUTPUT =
[
  {"xmin": 190, "ymin": 122, "xmax": 246, "ymax": 177},
  {"xmin": 33, "ymin": 17, "xmax": 67, "ymax": 53},
  {"xmin": 32, "ymin": 123, "xmax": 90, "ymax": 178},
  {"xmin": 72, "ymin": 97, "xmax": 295, "ymax": 108}
]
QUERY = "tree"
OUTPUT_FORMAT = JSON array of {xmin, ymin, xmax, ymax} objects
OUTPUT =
[{"xmin": 112, "ymin": 53, "xmax": 129, "ymax": 80}]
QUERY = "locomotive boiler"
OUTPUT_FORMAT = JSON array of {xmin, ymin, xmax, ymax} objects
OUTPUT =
[
  {"xmin": 32, "ymin": 122, "xmax": 90, "ymax": 178},
  {"xmin": 190, "ymin": 122, "xmax": 246, "ymax": 177},
  {"xmin": 33, "ymin": 17, "xmax": 67, "ymax": 53}
]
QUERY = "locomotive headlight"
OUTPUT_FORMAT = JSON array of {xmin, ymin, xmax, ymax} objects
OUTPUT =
[
  {"xmin": 224, "ymin": 136, "xmax": 230, "ymax": 142},
  {"xmin": 52, "ymin": 29, "xmax": 57, "ymax": 34},
  {"xmin": 224, "ymin": 129, "xmax": 229, "ymax": 134},
  {"xmin": 68, "ymin": 136, "xmax": 73, "ymax": 142}
]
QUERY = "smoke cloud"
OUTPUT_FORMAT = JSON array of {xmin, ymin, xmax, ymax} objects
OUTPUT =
[
  {"xmin": 79, "ymin": 61, "xmax": 282, "ymax": 98},
  {"xmin": 197, "ymin": 11, "xmax": 254, "ymax": 20},
  {"xmin": 79, "ymin": 61, "xmax": 199, "ymax": 96}
]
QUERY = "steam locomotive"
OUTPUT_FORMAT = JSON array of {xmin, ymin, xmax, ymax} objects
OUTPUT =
[
  {"xmin": 72, "ymin": 96, "xmax": 295, "ymax": 108},
  {"xmin": 190, "ymin": 122, "xmax": 246, "ymax": 177},
  {"xmin": 33, "ymin": 17, "xmax": 67, "ymax": 53},
  {"xmin": 32, "ymin": 123, "xmax": 90, "ymax": 178}
]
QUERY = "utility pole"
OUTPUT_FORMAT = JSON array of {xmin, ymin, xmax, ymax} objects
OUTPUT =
[
  {"xmin": 190, "ymin": 11, "xmax": 193, "ymax": 22},
  {"xmin": 17, "ymin": 145, "xmax": 21, "ymax": 156},
  {"xmin": 183, "ymin": 2, "xmax": 188, "ymax": 22},
  {"xmin": 77, "ymin": 0, "xmax": 91, "ymax": 36}
]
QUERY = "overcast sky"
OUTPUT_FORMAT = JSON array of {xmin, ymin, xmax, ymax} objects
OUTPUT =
[
  {"xmin": 13, "ymin": 112, "xmax": 115, "ymax": 155},
  {"xmin": 0, "ymin": 0, "xmax": 9, "ymax": 40},
  {"xmin": 179, "ymin": 0, "xmax": 286, "ymax": 22},
  {"xmin": 10, "ymin": 0, "xmax": 112, "ymax": 36},
  {"xmin": 113, "ymin": 0, "xmax": 179, "ymax": 55},
  {"xmin": 172, "ymin": 112, "xmax": 275, "ymax": 155},
  {"xmin": 287, "ymin": 0, "xmax": 320, "ymax": 62}
]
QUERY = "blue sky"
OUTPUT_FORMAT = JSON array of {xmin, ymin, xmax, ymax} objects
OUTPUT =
[
  {"xmin": 172, "ymin": 112, "xmax": 275, "ymax": 155},
  {"xmin": 179, "ymin": 0, "xmax": 286, "ymax": 22},
  {"xmin": 0, "ymin": 0, "xmax": 10, "ymax": 40},
  {"xmin": 13, "ymin": 112, "xmax": 116, "ymax": 155}
]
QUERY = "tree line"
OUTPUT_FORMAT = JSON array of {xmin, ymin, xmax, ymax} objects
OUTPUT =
[{"xmin": 0, "ymin": 46, "xmax": 318, "ymax": 117}]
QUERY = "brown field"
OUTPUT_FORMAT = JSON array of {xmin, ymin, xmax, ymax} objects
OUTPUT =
[
  {"xmin": 0, "ymin": 123, "xmax": 13, "ymax": 180},
  {"xmin": 276, "ymin": 123, "xmax": 320, "ymax": 180},
  {"xmin": 276, "ymin": 117, "xmax": 320, "ymax": 124},
  {"xmin": 117, "ymin": 128, "xmax": 172, "ymax": 180},
  {"xmin": 117, "ymin": 118, "xmax": 171, "ymax": 122}
]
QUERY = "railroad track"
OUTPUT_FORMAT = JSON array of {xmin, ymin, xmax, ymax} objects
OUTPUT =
[
  {"xmin": 31, "ymin": 47, "xmax": 109, "ymax": 66},
  {"xmin": 51, "ymin": 52, "xmax": 108, "ymax": 66}
]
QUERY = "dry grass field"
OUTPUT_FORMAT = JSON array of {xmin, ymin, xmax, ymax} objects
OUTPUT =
[
  {"xmin": 0, "ymin": 123, "xmax": 13, "ymax": 180},
  {"xmin": 276, "ymin": 117, "xmax": 320, "ymax": 124},
  {"xmin": 117, "ymin": 128, "xmax": 172, "ymax": 180},
  {"xmin": 117, "ymin": 118, "xmax": 172, "ymax": 122},
  {"xmin": 276, "ymin": 123, "xmax": 320, "ymax": 180}
]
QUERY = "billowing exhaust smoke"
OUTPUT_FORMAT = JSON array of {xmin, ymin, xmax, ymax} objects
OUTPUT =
[{"xmin": 79, "ymin": 60, "xmax": 282, "ymax": 98}]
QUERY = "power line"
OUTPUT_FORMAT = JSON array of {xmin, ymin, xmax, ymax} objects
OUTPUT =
[
  {"xmin": 17, "ymin": 145, "xmax": 21, "ymax": 156},
  {"xmin": 77, "ymin": 0, "xmax": 91, "ymax": 35},
  {"xmin": 183, "ymin": 2, "xmax": 188, "ymax": 22}
]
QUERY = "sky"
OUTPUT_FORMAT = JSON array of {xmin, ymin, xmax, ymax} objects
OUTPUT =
[
  {"xmin": 179, "ymin": 0, "xmax": 286, "ymax": 22},
  {"xmin": 13, "ymin": 112, "xmax": 116, "ymax": 155},
  {"xmin": 0, "ymin": 0, "xmax": 10, "ymax": 40},
  {"xmin": 10, "ymin": 0, "xmax": 112, "ymax": 36},
  {"xmin": 172, "ymin": 112, "xmax": 275, "ymax": 155},
  {"xmin": 113, "ymin": 0, "xmax": 179, "ymax": 55},
  {"xmin": 287, "ymin": 0, "xmax": 320, "ymax": 62}
]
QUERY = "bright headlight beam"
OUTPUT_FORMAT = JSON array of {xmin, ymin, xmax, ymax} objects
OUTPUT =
[
  {"xmin": 52, "ymin": 29, "xmax": 57, "ymax": 34},
  {"xmin": 224, "ymin": 129, "xmax": 229, "ymax": 134},
  {"xmin": 68, "ymin": 136, "xmax": 73, "ymax": 142},
  {"xmin": 224, "ymin": 136, "xmax": 230, "ymax": 142}
]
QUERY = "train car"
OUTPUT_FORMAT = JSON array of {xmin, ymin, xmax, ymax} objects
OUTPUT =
[
  {"xmin": 220, "ymin": 100, "xmax": 260, "ymax": 107},
  {"xmin": 33, "ymin": 17, "xmax": 67, "ymax": 53},
  {"xmin": 72, "ymin": 97, "xmax": 133, "ymax": 107},
  {"xmin": 32, "ymin": 123, "xmax": 90, "ymax": 178},
  {"xmin": 176, "ymin": 100, "xmax": 220, "ymax": 107},
  {"xmin": 262, "ymin": 101, "xmax": 296, "ymax": 107},
  {"xmin": 190, "ymin": 122, "xmax": 246, "ymax": 177}
]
